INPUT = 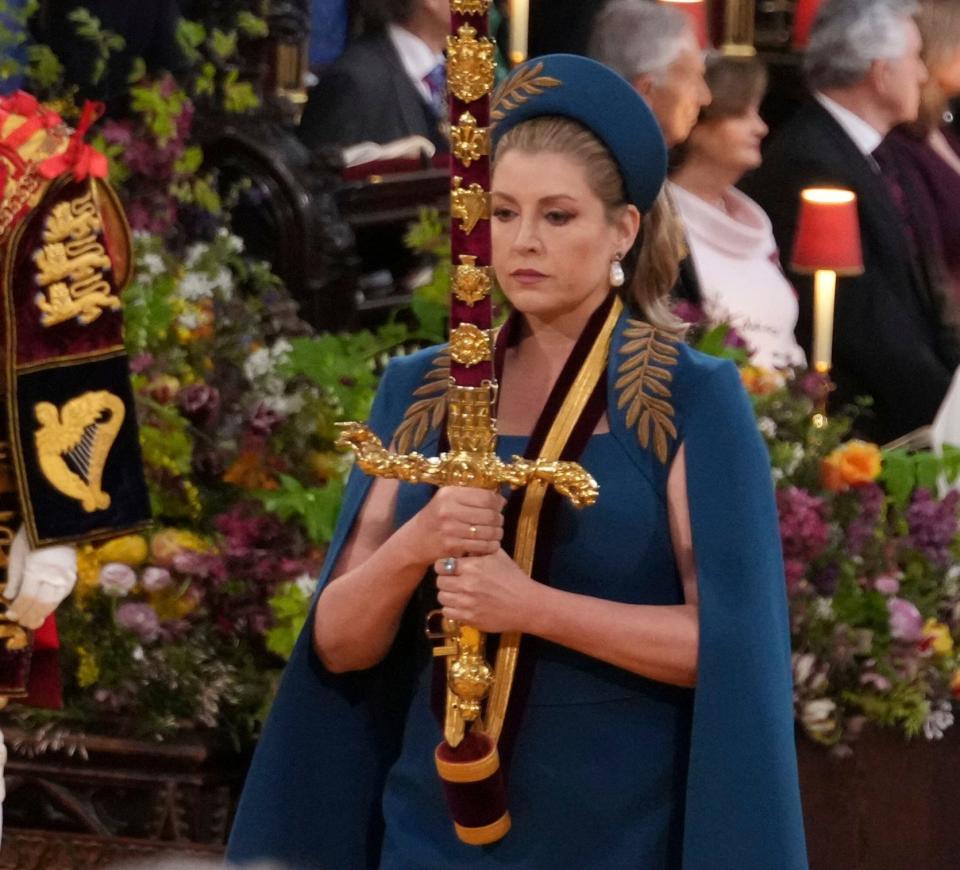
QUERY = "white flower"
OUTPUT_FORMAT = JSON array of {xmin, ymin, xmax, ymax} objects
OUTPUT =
[
  {"xmin": 293, "ymin": 573, "xmax": 318, "ymax": 598},
  {"xmin": 757, "ymin": 416, "xmax": 777, "ymax": 438},
  {"xmin": 923, "ymin": 703, "xmax": 955, "ymax": 740},
  {"xmin": 813, "ymin": 597, "xmax": 834, "ymax": 619},
  {"xmin": 793, "ymin": 652, "xmax": 817, "ymax": 686},
  {"xmin": 179, "ymin": 271, "xmax": 216, "ymax": 302},
  {"xmin": 802, "ymin": 698, "xmax": 837, "ymax": 735},
  {"xmin": 270, "ymin": 338, "xmax": 293, "ymax": 364},
  {"xmin": 139, "ymin": 253, "xmax": 164, "ymax": 278},
  {"xmin": 221, "ymin": 230, "xmax": 244, "ymax": 254},
  {"xmin": 209, "ymin": 267, "xmax": 233, "ymax": 297},
  {"xmin": 185, "ymin": 242, "xmax": 209, "ymax": 268},
  {"xmin": 244, "ymin": 347, "xmax": 272, "ymax": 380},
  {"xmin": 784, "ymin": 443, "xmax": 805, "ymax": 475},
  {"xmin": 132, "ymin": 645, "xmax": 145, "ymax": 662}
]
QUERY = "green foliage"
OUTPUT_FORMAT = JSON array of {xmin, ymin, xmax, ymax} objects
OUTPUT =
[
  {"xmin": 266, "ymin": 581, "xmax": 313, "ymax": 660},
  {"xmin": 67, "ymin": 8, "xmax": 125, "ymax": 84},
  {"xmin": 256, "ymin": 475, "xmax": 345, "ymax": 547},
  {"xmin": 236, "ymin": 11, "xmax": 270, "ymax": 39},
  {"xmin": 881, "ymin": 445, "xmax": 960, "ymax": 509},
  {"xmin": 176, "ymin": 18, "xmax": 206, "ymax": 65}
]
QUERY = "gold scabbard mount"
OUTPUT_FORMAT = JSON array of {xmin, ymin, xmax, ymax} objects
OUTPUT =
[
  {"xmin": 451, "ymin": 113, "xmax": 490, "ymax": 168},
  {"xmin": 450, "ymin": 323, "xmax": 493, "ymax": 368},
  {"xmin": 447, "ymin": 24, "xmax": 496, "ymax": 103},
  {"xmin": 453, "ymin": 255, "xmax": 494, "ymax": 306},
  {"xmin": 451, "ymin": 177, "xmax": 490, "ymax": 234},
  {"xmin": 451, "ymin": 0, "xmax": 492, "ymax": 15}
]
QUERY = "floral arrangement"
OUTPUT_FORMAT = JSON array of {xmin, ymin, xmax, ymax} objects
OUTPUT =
[{"xmin": 731, "ymin": 346, "xmax": 960, "ymax": 752}]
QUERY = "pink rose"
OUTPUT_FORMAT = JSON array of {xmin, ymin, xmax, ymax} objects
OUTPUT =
[
  {"xmin": 98, "ymin": 563, "xmax": 137, "ymax": 597},
  {"xmin": 887, "ymin": 597, "xmax": 923, "ymax": 642}
]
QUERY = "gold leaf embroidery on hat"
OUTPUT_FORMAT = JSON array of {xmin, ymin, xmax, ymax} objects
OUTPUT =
[
  {"xmin": 394, "ymin": 352, "xmax": 450, "ymax": 453},
  {"xmin": 615, "ymin": 320, "xmax": 680, "ymax": 464},
  {"xmin": 491, "ymin": 62, "xmax": 561, "ymax": 122}
]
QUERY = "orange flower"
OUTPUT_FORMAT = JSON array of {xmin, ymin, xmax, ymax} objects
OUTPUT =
[
  {"xmin": 951, "ymin": 671, "xmax": 960, "ymax": 699},
  {"xmin": 740, "ymin": 366, "xmax": 784, "ymax": 396},
  {"xmin": 223, "ymin": 450, "xmax": 280, "ymax": 490},
  {"xmin": 821, "ymin": 440, "xmax": 882, "ymax": 493}
]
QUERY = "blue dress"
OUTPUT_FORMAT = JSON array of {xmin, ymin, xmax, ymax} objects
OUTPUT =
[
  {"xmin": 227, "ymin": 312, "xmax": 809, "ymax": 869},
  {"xmin": 380, "ymin": 434, "xmax": 693, "ymax": 867}
]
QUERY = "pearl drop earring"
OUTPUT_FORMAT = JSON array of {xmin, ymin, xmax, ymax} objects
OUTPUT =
[{"xmin": 610, "ymin": 254, "xmax": 625, "ymax": 288}]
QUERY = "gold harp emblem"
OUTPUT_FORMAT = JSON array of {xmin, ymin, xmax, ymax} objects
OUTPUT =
[
  {"xmin": 451, "ymin": 0, "xmax": 491, "ymax": 14},
  {"xmin": 447, "ymin": 24, "xmax": 496, "ymax": 104},
  {"xmin": 453, "ymin": 255, "xmax": 493, "ymax": 306},
  {"xmin": 451, "ymin": 177, "xmax": 490, "ymax": 234},
  {"xmin": 34, "ymin": 391, "xmax": 125, "ymax": 512},
  {"xmin": 451, "ymin": 112, "xmax": 490, "ymax": 168}
]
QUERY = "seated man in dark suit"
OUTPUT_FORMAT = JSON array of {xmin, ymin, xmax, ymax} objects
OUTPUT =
[
  {"xmin": 741, "ymin": 0, "xmax": 960, "ymax": 443},
  {"xmin": 299, "ymin": 0, "xmax": 448, "ymax": 153}
]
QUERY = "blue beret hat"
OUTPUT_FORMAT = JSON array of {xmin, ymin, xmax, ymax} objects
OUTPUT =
[{"xmin": 491, "ymin": 54, "xmax": 667, "ymax": 213}]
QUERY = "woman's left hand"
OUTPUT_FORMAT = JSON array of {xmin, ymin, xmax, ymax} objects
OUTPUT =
[{"xmin": 434, "ymin": 548, "xmax": 540, "ymax": 634}]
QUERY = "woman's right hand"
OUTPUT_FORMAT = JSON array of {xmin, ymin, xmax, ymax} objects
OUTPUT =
[{"xmin": 405, "ymin": 486, "xmax": 505, "ymax": 566}]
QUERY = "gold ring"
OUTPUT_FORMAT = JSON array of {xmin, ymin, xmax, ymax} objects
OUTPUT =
[{"xmin": 469, "ymin": 525, "xmax": 478, "ymax": 538}]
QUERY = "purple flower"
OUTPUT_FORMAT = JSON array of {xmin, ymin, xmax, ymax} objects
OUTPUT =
[
  {"xmin": 723, "ymin": 325, "xmax": 749, "ymax": 350},
  {"xmin": 874, "ymin": 574, "xmax": 900, "ymax": 596},
  {"xmin": 793, "ymin": 370, "xmax": 833, "ymax": 404},
  {"xmin": 906, "ymin": 489, "xmax": 960, "ymax": 567},
  {"xmin": 129, "ymin": 353, "xmax": 155, "ymax": 375},
  {"xmin": 673, "ymin": 300, "xmax": 705, "ymax": 325},
  {"xmin": 141, "ymin": 566, "xmax": 173, "ymax": 592},
  {"xmin": 99, "ymin": 563, "xmax": 137, "ymax": 597},
  {"xmin": 116, "ymin": 602, "xmax": 161, "ymax": 644},
  {"xmin": 248, "ymin": 400, "xmax": 286, "ymax": 436},
  {"xmin": 784, "ymin": 558, "xmax": 806, "ymax": 594},
  {"xmin": 888, "ymin": 597, "xmax": 923, "ymax": 642},
  {"xmin": 847, "ymin": 483, "xmax": 885, "ymax": 556},
  {"xmin": 777, "ymin": 486, "xmax": 830, "ymax": 563},
  {"xmin": 178, "ymin": 383, "xmax": 221, "ymax": 427}
]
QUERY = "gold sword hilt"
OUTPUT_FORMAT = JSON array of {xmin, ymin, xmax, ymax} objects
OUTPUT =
[{"xmin": 337, "ymin": 418, "xmax": 598, "ymax": 746}]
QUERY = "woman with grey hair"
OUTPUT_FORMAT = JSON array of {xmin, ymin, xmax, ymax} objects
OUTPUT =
[{"xmin": 588, "ymin": 0, "xmax": 710, "ymax": 146}]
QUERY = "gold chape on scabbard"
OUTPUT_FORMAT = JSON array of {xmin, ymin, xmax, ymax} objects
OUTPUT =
[{"xmin": 335, "ymin": 0, "xmax": 598, "ymax": 847}]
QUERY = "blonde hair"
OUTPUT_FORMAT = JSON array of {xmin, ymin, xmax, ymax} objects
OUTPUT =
[
  {"xmin": 494, "ymin": 117, "xmax": 684, "ymax": 330},
  {"xmin": 917, "ymin": 0, "xmax": 960, "ymax": 129}
]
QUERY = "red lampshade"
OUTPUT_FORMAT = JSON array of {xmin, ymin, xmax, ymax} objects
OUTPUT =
[
  {"xmin": 792, "ymin": 0, "xmax": 823, "ymax": 50},
  {"xmin": 659, "ymin": 0, "xmax": 710, "ymax": 50},
  {"xmin": 790, "ymin": 188, "xmax": 864, "ymax": 275}
]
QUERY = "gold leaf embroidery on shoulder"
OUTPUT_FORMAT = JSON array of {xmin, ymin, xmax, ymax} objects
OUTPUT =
[
  {"xmin": 615, "ymin": 320, "xmax": 680, "ymax": 464},
  {"xmin": 393, "ymin": 352, "xmax": 450, "ymax": 453},
  {"xmin": 491, "ymin": 62, "xmax": 561, "ymax": 122}
]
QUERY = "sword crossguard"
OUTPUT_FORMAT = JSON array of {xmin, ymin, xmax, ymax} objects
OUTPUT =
[{"xmin": 336, "ymin": 423, "xmax": 599, "ymax": 508}]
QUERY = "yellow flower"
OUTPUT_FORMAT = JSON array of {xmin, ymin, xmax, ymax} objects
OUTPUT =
[
  {"xmin": 821, "ymin": 440, "xmax": 882, "ymax": 493},
  {"xmin": 150, "ymin": 528, "xmax": 209, "ymax": 567},
  {"xmin": 150, "ymin": 587, "xmax": 200, "ymax": 620},
  {"xmin": 922, "ymin": 619, "xmax": 954, "ymax": 656},
  {"xmin": 75, "ymin": 545, "xmax": 101, "ymax": 601},
  {"xmin": 76, "ymin": 646, "xmax": 100, "ymax": 688},
  {"xmin": 96, "ymin": 534, "xmax": 149, "ymax": 567}
]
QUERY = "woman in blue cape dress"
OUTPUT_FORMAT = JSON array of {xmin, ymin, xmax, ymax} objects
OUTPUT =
[{"xmin": 228, "ymin": 54, "xmax": 808, "ymax": 870}]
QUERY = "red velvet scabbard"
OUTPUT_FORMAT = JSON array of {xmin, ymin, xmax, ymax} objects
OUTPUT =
[
  {"xmin": 435, "ymin": 730, "xmax": 511, "ymax": 845},
  {"xmin": 433, "ymin": 0, "xmax": 511, "ymax": 846}
]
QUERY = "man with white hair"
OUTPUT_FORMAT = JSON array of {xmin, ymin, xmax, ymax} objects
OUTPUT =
[
  {"xmin": 589, "ymin": 0, "xmax": 711, "ymax": 304},
  {"xmin": 588, "ymin": 0, "xmax": 711, "ymax": 147},
  {"xmin": 743, "ymin": 0, "xmax": 960, "ymax": 443}
]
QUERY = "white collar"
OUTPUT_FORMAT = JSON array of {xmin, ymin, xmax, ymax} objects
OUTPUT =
[
  {"xmin": 815, "ymin": 92, "xmax": 884, "ymax": 158},
  {"xmin": 388, "ymin": 23, "xmax": 443, "ymax": 87}
]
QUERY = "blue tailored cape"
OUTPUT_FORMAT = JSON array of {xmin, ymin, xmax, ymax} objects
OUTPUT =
[{"xmin": 227, "ymin": 311, "xmax": 808, "ymax": 869}]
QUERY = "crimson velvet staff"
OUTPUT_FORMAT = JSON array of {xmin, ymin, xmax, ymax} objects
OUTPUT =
[{"xmin": 227, "ymin": 52, "xmax": 808, "ymax": 870}]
